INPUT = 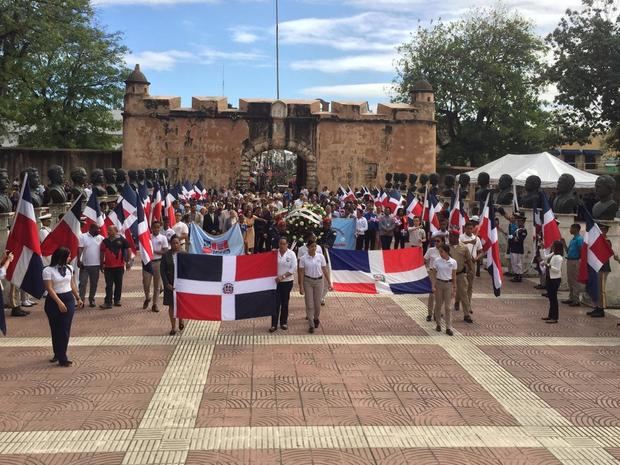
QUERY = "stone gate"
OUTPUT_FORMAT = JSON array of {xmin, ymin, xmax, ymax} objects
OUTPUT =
[{"xmin": 122, "ymin": 64, "xmax": 436, "ymax": 189}]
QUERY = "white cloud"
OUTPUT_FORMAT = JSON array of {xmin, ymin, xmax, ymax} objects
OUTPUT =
[
  {"xmin": 199, "ymin": 47, "xmax": 266, "ymax": 62},
  {"xmin": 301, "ymin": 82, "xmax": 394, "ymax": 99},
  {"xmin": 93, "ymin": 0, "xmax": 217, "ymax": 5},
  {"xmin": 291, "ymin": 54, "xmax": 396, "ymax": 73},
  {"xmin": 232, "ymin": 31, "xmax": 260, "ymax": 43},
  {"xmin": 124, "ymin": 50, "xmax": 194, "ymax": 71}
]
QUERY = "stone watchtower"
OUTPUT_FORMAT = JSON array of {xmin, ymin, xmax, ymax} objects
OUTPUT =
[{"xmin": 121, "ymin": 64, "xmax": 437, "ymax": 189}]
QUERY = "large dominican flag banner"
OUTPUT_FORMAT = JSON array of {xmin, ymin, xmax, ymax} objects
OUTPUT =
[
  {"xmin": 41, "ymin": 196, "xmax": 83, "ymax": 259},
  {"xmin": 330, "ymin": 248, "xmax": 432, "ymax": 294},
  {"xmin": 478, "ymin": 193, "xmax": 503, "ymax": 296},
  {"xmin": 174, "ymin": 251, "xmax": 277, "ymax": 320},
  {"xmin": 541, "ymin": 191, "xmax": 562, "ymax": 250},
  {"xmin": 6, "ymin": 177, "xmax": 45, "ymax": 299}
]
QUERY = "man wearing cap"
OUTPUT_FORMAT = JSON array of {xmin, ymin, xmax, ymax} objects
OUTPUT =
[
  {"xmin": 449, "ymin": 231, "xmax": 474, "ymax": 323},
  {"xmin": 510, "ymin": 215, "xmax": 528, "ymax": 282},
  {"xmin": 38, "ymin": 213, "xmax": 52, "ymax": 243}
]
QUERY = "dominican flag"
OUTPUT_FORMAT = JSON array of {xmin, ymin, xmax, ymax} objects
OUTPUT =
[
  {"xmin": 330, "ymin": 248, "xmax": 432, "ymax": 294},
  {"xmin": 406, "ymin": 192, "xmax": 423, "ymax": 219},
  {"xmin": 105, "ymin": 201, "xmax": 125, "ymax": 232},
  {"xmin": 136, "ymin": 198, "xmax": 154, "ymax": 268},
  {"xmin": 478, "ymin": 193, "xmax": 503, "ymax": 296},
  {"xmin": 164, "ymin": 191, "xmax": 176, "ymax": 227},
  {"xmin": 138, "ymin": 183, "xmax": 151, "ymax": 225},
  {"xmin": 379, "ymin": 189, "xmax": 389, "ymax": 208},
  {"xmin": 194, "ymin": 180, "xmax": 206, "ymax": 200},
  {"xmin": 181, "ymin": 180, "xmax": 193, "ymax": 201},
  {"xmin": 174, "ymin": 251, "xmax": 277, "ymax": 320},
  {"xmin": 41, "ymin": 195, "xmax": 83, "ymax": 259},
  {"xmin": 578, "ymin": 208, "xmax": 613, "ymax": 303},
  {"xmin": 119, "ymin": 183, "xmax": 138, "ymax": 232},
  {"xmin": 151, "ymin": 182, "xmax": 163, "ymax": 224},
  {"xmin": 82, "ymin": 190, "xmax": 107, "ymax": 237},
  {"xmin": 344, "ymin": 186, "xmax": 356, "ymax": 203},
  {"xmin": 448, "ymin": 187, "xmax": 467, "ymax": 233},
  {"xmin": 388, "ymin": 190, "xmax": 403, "ymax": 210},
  {"xmin": 427, "ymin": 192, "xmax": 441, "ymax": 234},
  {"xmin": 5, "ymin": 176, "xmax": 45, "ymax": 299},
  {"xmin": 541, "ymin": 191, "xmax": 561, "ymax": 250}
]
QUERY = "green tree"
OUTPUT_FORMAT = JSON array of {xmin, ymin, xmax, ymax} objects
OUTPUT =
[
  {"xmin": 546, "ymin": 0, "xmax": 620, "ymax": 150},
  {"xmin": 0, "ymin": 0, "xmax": 128, "ymax": 148},
  {"xmin": 395, "ymin": 7, "xmax": 555, "ymax": 166}
]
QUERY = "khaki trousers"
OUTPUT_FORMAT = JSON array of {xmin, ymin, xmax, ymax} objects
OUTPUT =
[
  {"xmin": 599, "ymin": 271, "xmax": 609, "ymax": 309},
  {"xmin": 510, "ymin": 253, "xmax": 524, "ymax": 275},
  {"xmin": 142, "ymin": 260, "xmax": 161, "ymax": 307},
  {"xmin": 304, "ymin": 277, "xmax": 323, "ymax": 328},
  {"xmin": 434, "ymin": 280, "xmax": 453, "ymax": 329},
  {"xmin": 427, "ymin": 292, "xmax": 434, "ymax": 317},
  {"xmin": 466, "ymin": 269, "xmax": 475, "ymax": 303},
  {"xmin": 456, "ymin": 273, "xmax": 471, "ymax": 318},
  {"xmin": 566, "ymin": 259, "xmax": 581, "ymax": 303}
]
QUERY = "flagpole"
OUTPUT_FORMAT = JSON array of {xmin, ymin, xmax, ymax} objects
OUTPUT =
[
  {"xmin": 275, "ymin": 0, "xmax": 280, "ymax": 100},
  {"xmin": 421, "ymin": 184, "xmax": 428, "ymax": 224}
]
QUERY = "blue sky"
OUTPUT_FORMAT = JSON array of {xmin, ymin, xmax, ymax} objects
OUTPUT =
[{"xmin": 94, "ymin": 0, "xmax": 580, "ymax": 109}]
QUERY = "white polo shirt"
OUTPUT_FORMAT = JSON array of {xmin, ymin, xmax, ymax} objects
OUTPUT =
[
  {"xmin": 151, "ymin": 233, "xmax": 169, "ymax": 260},
  {"xmin": 434, "ymin": 256, "xmax": 457, "ymax": 281},
  {"xmin": 42, "ymin": 266, "xmax": 74, "ymax": 293},
  {"xmin": 297, "ymin": 244, "xmax": 323, "ymax": 260},
  {"xmin": 424, "ymin": 246, "xmax": 440, "ymax": 269},
  {"xmin": 277, "ymin": 249, "xmax": 297, "ymax": 282},
  {"xmin": 79, "ymin": 233, "xmax": 104, "ymax": 266},
  {"xmin": 299, "ymin": 253, "xmax": 326, "ymax": 279}
]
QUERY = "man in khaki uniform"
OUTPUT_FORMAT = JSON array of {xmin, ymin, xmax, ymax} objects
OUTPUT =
[{"xmin": 449, "ymin": 231, "xmax": 474, "ymax": 323}]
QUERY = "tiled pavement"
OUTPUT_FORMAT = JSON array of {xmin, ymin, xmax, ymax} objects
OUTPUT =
[{"xmin": 0, "ymin": 268, "xmax": 619, "ymax": 464}]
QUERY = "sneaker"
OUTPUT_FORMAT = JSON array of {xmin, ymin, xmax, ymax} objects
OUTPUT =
[
  {"xmin": 590, "ymin": 309, "xmax": 605, "ymax": 318},
  {"xmin": 24, "ymin": 299, "xmax": 37, "ymax": 306},
  {"xmin": 21, "ymin": 301, "xmax": 33, "ymax": 308}
]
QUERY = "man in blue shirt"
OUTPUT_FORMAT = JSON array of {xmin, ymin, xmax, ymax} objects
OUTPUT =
[{"xmin": 562, "ymin": 223, "xmax": 583, "ymax": 306}]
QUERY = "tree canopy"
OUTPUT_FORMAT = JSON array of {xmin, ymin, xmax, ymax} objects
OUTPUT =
[
  {"xmin": 0, "ymin": 0, "xmax": 128, "ymax": 149},
  {"xmin": 394, "ymin": 7, "xmax": 556, "ymax": 166},
  {"xmin": 546, "ymin": 0, "xmax": 620, "ymax": 151}
]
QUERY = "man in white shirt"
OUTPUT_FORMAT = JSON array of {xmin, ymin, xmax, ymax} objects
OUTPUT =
[
  {"xmin": 173, "ymin": 212, "xmax": 189, "ymax": 250},
  {"xmin": 459, "ymin": 221, "xmax": 482, "ymax": 306},
  {"xmin": 432, "ymin": 243, "xmax": 457, "ymax": 336},
  {"xmin": 78, "ymin": 223, "xmax": 104, "ymax": 307},
  {"xmin": 143, "ymin": 220, "xmax": 169, "ymax": 313},
  {"xmin": 163, "ymin": 218, "xmax": 175, "ymax": 241},
  {"xmin": 423, "ymin": 235, "xmax": 444, "ymax": 322},
  {"xmin": 355, "ymin": 208, "xmax": 368, "ymax": 250},
  {"xmin": 294, "ymin": 194, "xmax": 305, "ymax": 208},
  {"xmin": 38, "ymin": 213, "xmax": 52, "ymax": 243}
]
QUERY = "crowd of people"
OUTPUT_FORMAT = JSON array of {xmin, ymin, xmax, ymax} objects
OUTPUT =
[{"xmin": 5, "ymin": 182, "xmax": 618, "ymax": 366}]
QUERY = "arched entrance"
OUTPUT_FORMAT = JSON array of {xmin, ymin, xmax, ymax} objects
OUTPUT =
[{"xmin": 239, "ymin": 139, "xmax": 317, "ymax": 190}]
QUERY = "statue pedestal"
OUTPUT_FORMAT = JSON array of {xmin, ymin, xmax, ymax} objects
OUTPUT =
[
  {"xmin": 48, "ymin": 203, "xmax": 71, "ymax": 227},
  {"xmin": 555, "ymin": 213, "xmax": 577, "ymax": 291}
]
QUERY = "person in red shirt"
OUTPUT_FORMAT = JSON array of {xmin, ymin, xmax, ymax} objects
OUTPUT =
[{"xmin": 99, "ymin": 225, "xmax": 131, "ymax": 309}]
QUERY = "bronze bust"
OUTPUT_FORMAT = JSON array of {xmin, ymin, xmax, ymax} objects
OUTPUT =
[
  {"xmin": 592, "ymin": 175, "xmax": 618, "ymax": 220},
  {"xmin": 70, "ymin": 167, "xmax": 88, "ymax": 202},
  {"xmin": 521, "ymin": 175, "xmax": 541, "ymax": 208},
  {"xmin": 116, "ymin": 169, "xmax": 128, "ymax": 191},
  {"xmin": 552, "ymin": 173, "xmax": 577, "ymax": 214},
  {"xmin": 128, "ymin": 169, "xmax": 139, "ymax": 190},
  {"xmin": 417, "ymin": 173, "xmax": 429, "ymax": 194},
  {"xmin": 442, "ymin": 174, "xmax": 455, "ymax": 198},
  {"xmin": 429, "ymin": 173, "xmax": 439, "ymax": 195},
  {"xmin": 21, "ymin": 168, "xmax": 43, "ymax": 207},
  {"xmin": 475, "ymin": 172, "xmax": 491, "ymax": 202},
  {"xmin": 91, "ymin": 169, "xmax": 107, "ymax": 197},
  {"xmin": 496, "ymin": 174, "xmax": 513, "ymax": 205},
  {"xmin": 104, "ymin": 168, "xmax": 118, "ymax": 195},
  {"xmin": 47, "ymin": 165, "xmax": 67, "ymax": 204},
  {"xmin": 0, "ymin": 168, "xmax": 13, "ymax": 213},
  {"xmin": 145, "ymin": 168, "xmax": 155, "ymax": 189},
  {"xmin": 458, "ymin": 173, "xmax": 470, "ymax": 198}
]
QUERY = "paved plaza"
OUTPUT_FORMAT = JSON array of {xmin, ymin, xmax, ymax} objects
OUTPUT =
[{"xmin": 0, "ymin": 269, "xmax": 619, "ymax": 465}]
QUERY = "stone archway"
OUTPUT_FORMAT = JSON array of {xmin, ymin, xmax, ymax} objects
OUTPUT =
[{"xmin": 239, "ymin": 139, "xmax": 317, "ymax": 189}]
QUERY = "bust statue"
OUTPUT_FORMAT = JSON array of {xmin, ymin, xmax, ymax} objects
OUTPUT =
[
  {"xmin": 137, "ymin": 169, "xmax": 146, "ymax": 186},
  {"xmin": 521, "ymin": 175, "xmax": 541, "ymax": 209},
  {"xmin": 145, "ymin": 168, "xmax": 155, "ymax": 189},
  {"xmin": 442, "ymin": 175, "xmax": 455, "ymax": 198},
  {"xmin": 475, "ymin": 172, "xmax": 491, "ymax": 202},
  {"xmin": 496, "ymin": 174, "xmax": 514, "ymax": 205},
  {"xmin": 458, "ymin": 173, "xmax": 470, "ymax": 198},
  {"xmin": 0, "ymin": 168, "xmax": 13, "ymax": 213},
  {"xmin": 116, "ymin": 169, "xmax": 128, "ymax": 190},
  {"xmin": 417, "ymin": 173, "xmax": 429, "ymax": 194},
  {"xmin": 90, "ymin": 169, "xmax": 107, "ymax": 197},
  {"xmin": 104, "ymin": 168, "xmax": 118, "ymax": 195},
  {"xmin": 47, "ymin": 165, "xmax": 67, "ymax": 204},
  {"xmin": 70, "ymin": 167, "xmax": 88, "ymax": 201},
  {"xmin": 593, "ymin": 175, "xmax": 618, "ymax": 220},
  {"xmin": 128, "ymin": 169, "xmax": 139, "ymax": 190},
  {"xmin": 552, "ymin": 173, "xmax": 577, "ymax": 214},
  {"xmin": 429, "ymin": 173, "xmax": 439, "ymax": 195},
  {"xmin": 20, "ymin": 168, "xmax": 43, "ymax": 207},
  {"xmin": 158, "ymin": 168, "xmax": 169, "ymax": 185}
]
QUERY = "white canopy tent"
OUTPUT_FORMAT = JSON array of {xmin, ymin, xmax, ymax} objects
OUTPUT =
[{"xmin": 463, "ymin": 152, "xmax": 599, "ymax": 188}]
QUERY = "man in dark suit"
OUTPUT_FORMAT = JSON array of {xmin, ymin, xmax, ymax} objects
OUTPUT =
[{"xmin": 202, "ymin": 205, "xmax": 220, "ymax": 235}]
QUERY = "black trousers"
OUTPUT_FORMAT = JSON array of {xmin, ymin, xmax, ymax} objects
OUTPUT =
[
  {"xmin": 364, "ymin": 230, "xmax": 376, "ymax": 251},
  {"xmin": 393, "ymin": 231, "xmax": 406, "ymax": 249},
  {"xmin": 380, "ymin": 235, "xmax": 392, "ymax": 250},
  {"xmin": 546, "ymin": 278, "xmax": 561, "ymax": 320},
  {"xmin": 272, "ymin": 281, "xmax": 293, "ymax": 326},
  {"xmin": 255, "ymin": 233, "xmax": 268, "ymax": 253},
  {"xmin": 104, "ymin": 267, "xmax": 124, "ymax": 304},
  {"xmin": 355, "ymin": 236, "xmax": 365, "ymax": 250},
  {"xmin": 45, "ymin": 292, "xmax": 76, "ymax": 364}
]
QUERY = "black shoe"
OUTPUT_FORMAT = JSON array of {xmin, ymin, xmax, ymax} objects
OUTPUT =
[
  {"xmin": 269, "ymin": 326, "xmax": 277, "ymax": 333},
  {"xmin": 151, "ymin": 305, "xmax": 159, "ymax": 313},
  {"xmin": 280, "ymin": 324, "xmax": 288, "ymax": 330},
  {"xmin": 308, "ymin": 327, "xmax": 314, "ymax": 333},
  {"xmin": 88, "ymin": 302, "xmax": 96, "ymax": 308},
  {"xmin": 534, "ymin": 284, "xmax": 545, "ymax": 290},
  {"xmin": 464, "ymin": 317, "xmax": 473, "ymax": 324},
  {"xmin": 426, "ymin": 315, "xmax": 432, "ymax": 322},
  {"xmin": 569, "ymin": 302, "xmax": 580, "ymax": 307},
  {"xmin": 314, "ymin": 319, "xmax": 320, "ymax": 328},
  {"xmin": 541, "ymin": 293, "xmax": 548, "ymax": 297},
  {"xmin": 561, "ymin": 299, "xmax": 572, "ymax": 304},
  {"xmin": 541, "ymin": 317, "xmax": 552, "ymax": 320},
  {"xmin": 436, "ymin": 325, "xmax": 441, "ymax": 332},
  {"xmin": 454, "ymin": 303, "xmax": 460, "ymax": 311},
  {"xmin": 99, "ymin": 304, "xmax": 112, "ymax": 310},
  {"xmin": 58, "ymin": 360, "xmax": 73, "ymax": 367},
  {"xmin": 586, "ymin": 310, "xmax": 594, "ymax": 315},
  {"xmin": 179, "ymin": 321, "xmax": 185, "ymax": 331},
  {"xmin": 545, "ymin": 320, "xmax": 558, "ymax": 324},
  {"xmin": 142, "ymin": 298, "xmax": 150, "ymax": 309},
  {"xmin": 511, "ymin": 277, "xmax": 520, "ymax": 282},
  {"xmin": 169, "ymin": 329, "xmax": 177, "ymax": 336},
  {"xmin": 446, "ymin": 329, "xmax": 454, "ymax": 336},
  {"xmin": 113, "ymin": 302, "xmax": 122, "ymax": 307},
  {"xmin": 590, "ymin": 309, "xmax": 605, "ymax": 318},
  {"xmin": 49, "ymin": 356, "xmax": 58, "ymax": 363},
  {"xmin": 11, "ymin": 307, "xmax": 28, "ymax": 317}
]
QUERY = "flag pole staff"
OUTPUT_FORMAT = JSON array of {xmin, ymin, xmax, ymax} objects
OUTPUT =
[{"xmin": 275, "ymin": 0, "xmax": 280, "ymax": 100}]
